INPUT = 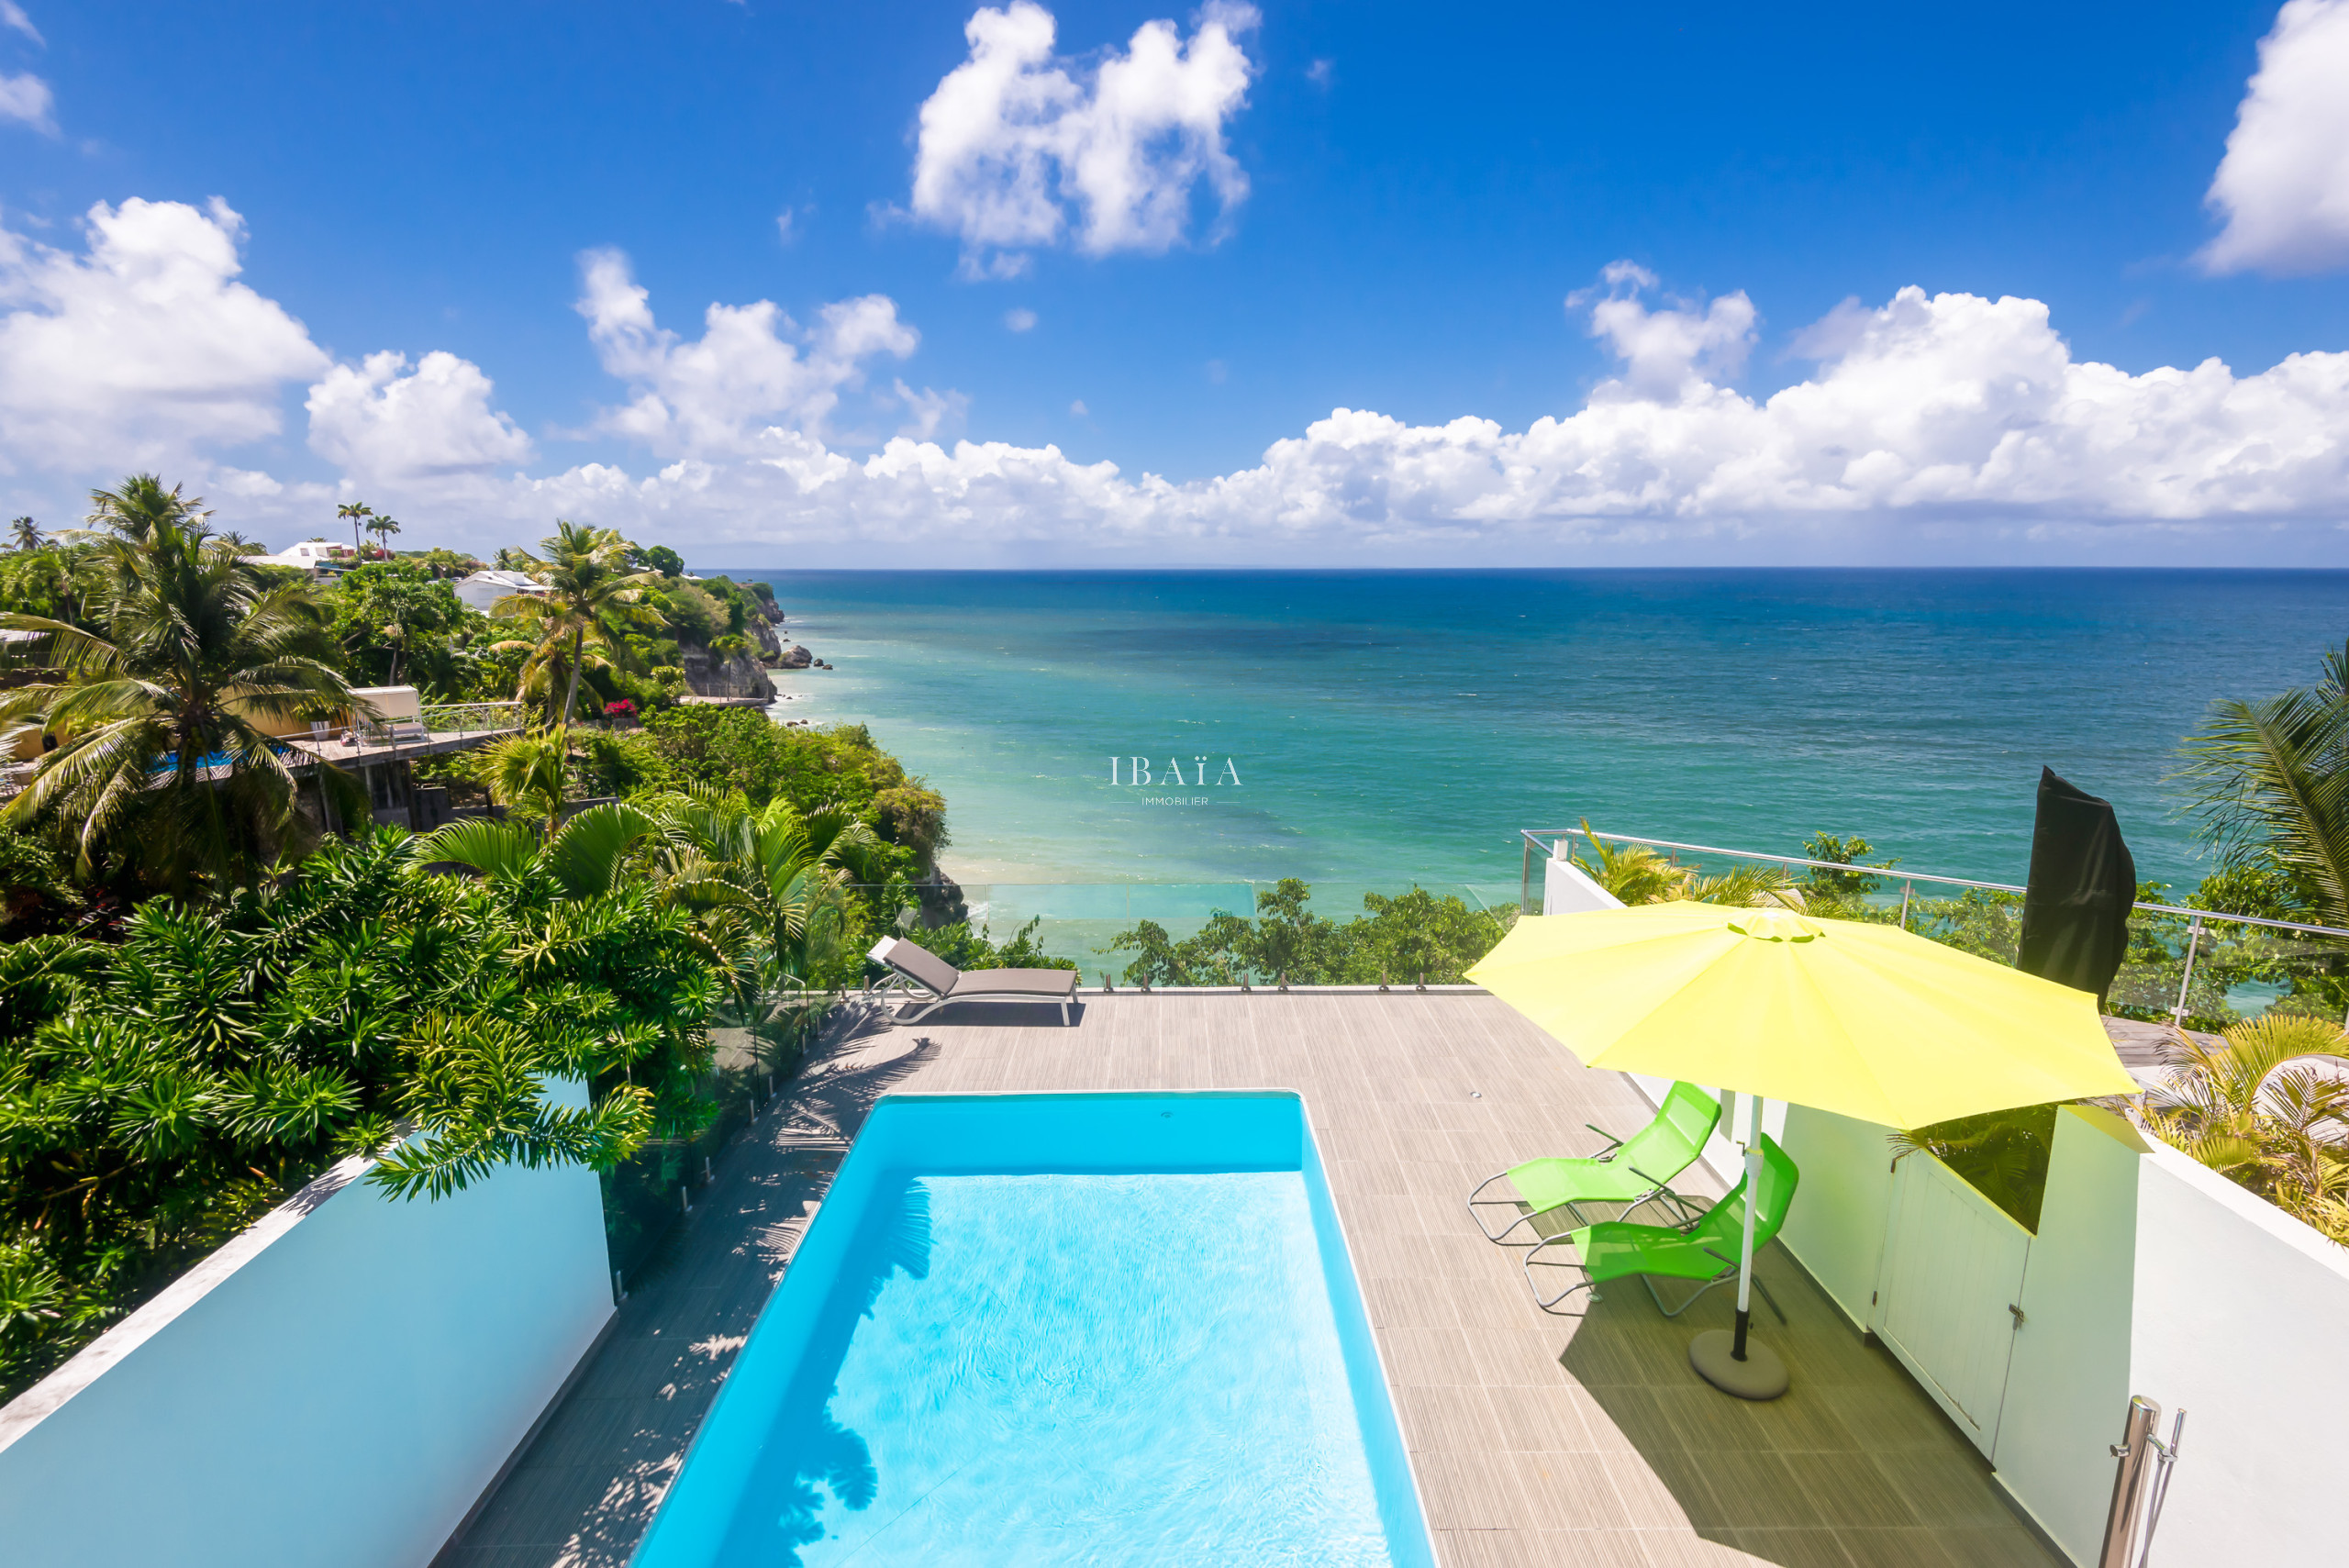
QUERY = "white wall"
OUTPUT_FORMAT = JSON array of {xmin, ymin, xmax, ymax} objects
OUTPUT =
[
  {"xmin": 1774, "ymin": 1102, "xmax": 1896, "ymax": 1329},
  {"xmin": 1541, "ymin": 855, "xmax": 1619, "ymax": 916},
  {"xmin": 2120, "ymin": 1137, "xmax": 2349, "ymax": 1568},
  {"xmin": 1992, "ymin": 1107, "xmax": 2144, "ymax": 1561},
  {"xmin": 0, "ymin": 1113, "xmax": 612, "ymax": 1568}
]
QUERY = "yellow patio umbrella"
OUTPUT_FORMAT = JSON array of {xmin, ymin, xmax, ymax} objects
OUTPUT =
[{"xmin": 1467, "ymin": 901, "xmax": 2137, "ymax": 1396}]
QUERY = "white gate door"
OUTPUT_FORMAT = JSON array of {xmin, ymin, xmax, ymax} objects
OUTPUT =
[{"xmin": 1869, "ymin": 1151, "xmax": 2032, "ymax": 1458}]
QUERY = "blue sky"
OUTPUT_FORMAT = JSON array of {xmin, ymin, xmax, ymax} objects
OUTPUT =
[{"xmin": 2, "ymin": 1, "xmax": 2346, "ymax": 563}]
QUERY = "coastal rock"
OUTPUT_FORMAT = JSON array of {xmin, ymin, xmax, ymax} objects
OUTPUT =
[
  {"xmin": 915, "ymin": 874, "xmax": 970, "ymax": 929},
  {"xmin": 680, "ymin": 646, "xmax": 776, "ymax": 701},
  {"xmin": 778, "ymin": 644, "xmax": 813, "ymax": 669}
]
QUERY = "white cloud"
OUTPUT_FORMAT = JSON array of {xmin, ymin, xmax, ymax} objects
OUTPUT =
[
  {"xmin": 889, "ymin": 379, "xmax": 970, "ymax": 441},
  {"xmin": 0, "ymin": 4, "xmax": 41, "ymax": 45},
  {"xmin": 574, "ymin": 248, "xmax": 918, "ymax": 455},
  {"xmin": 1575, "ymin": 267, "xmax": 1757, "ymax": 399},
  {"xmin": 775, "ymin": 207, "xmax": 797, "ymax": 246},
  {"xmin": 476, "ymin": 273, "xmax": 2349, "ymax": 561},
  {"xmin": 1004, "ymin": 306, "xmax": 1037, "ymax": 332},
  {"xmin": 1070, "ymin": 398, "xmax": 1088, "ymax": 417},
  {"xmin": 0, "ymin": 72, "xmax": 54, "ymax": 135},
  {"xmin": 305, "ymin": 350, "xmax": 533, "ymax": 483},
  {"xmin": 0, "ymin": 198, "xmax": 327, "ymax": 475},
  {"xmin": 909, "ymin": 1, "xmax": 1256, "ymax": 273},
  {"xmin": 13, "ymin": 206, "xmax": 2349, "ymax": 565},
  {"xmin": 2202, "ymin": 0, "xmax": 2349, "ymax": 274}
]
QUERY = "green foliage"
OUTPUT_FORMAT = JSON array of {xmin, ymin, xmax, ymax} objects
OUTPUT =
[
  {"xmin": 631, "ymin": 710, "xmax": 936, "ymax": 864},
  {"xmin": 493, "ymin": 520, "xmax": 661, "ymax": 727},
  {"xmin": 867, "ymin": 785, "xmax": 949, "ymax": 869},
  {"xmin": 1569, "ymin": 822, "xmax": 1800, "ymax": 910},
  {"xmin": 0, "ymin": 828, "xmax": 723, "ymax": 1396},
  {"xmin": 1889, "ymin": 1104, "xmax": 2059, "ymax": 1233},
  {"xmin": 0, "ymin": 544, "xmax": 101, "ymax": 632},
  {"xmin": 0, "ymin": 478, "xmax": 363, "ymax": 894},
  {"xmin": 319, "ymin": 561, "xmax": 486, "ymax": 695},
  {"xmin": 0, "ymin": 826, "xmax": 81, "ymax": 933},
  {"xmin": 1800, "ymin": 831, "xmax": 1898, "ymax": 897},
  {"xmin": 2142, "ymin": 1014, "xmax": 2349, "ymax": 1245},
  {"xmin": 919, "ymin": 916, "xmax": 1077, "ymax": 973},
  {"xmin": 2177, "ymin": 638, "xmax": 2349, "ymax": 929},
  {"xmin": 1103, "ymin": 879, "xmax": 1516, "ymax": 986},
  {"xmin": 2188, "ymin": 851, "xmax": 2319, "ymax": 923}
]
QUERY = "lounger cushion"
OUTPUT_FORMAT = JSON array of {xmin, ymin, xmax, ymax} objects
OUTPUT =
[
  {"xmin": 950, "ymin": 967, "xmax": 1079, "ymax": 999},
  {"xmin": 873, "ymin": 935, "xmax": 962, "ymax": 995}
]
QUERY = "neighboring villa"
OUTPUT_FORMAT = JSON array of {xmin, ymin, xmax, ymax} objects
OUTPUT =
[
  {"xmin": 251, "ymin": 539, "xmax": 358, "ymax": 576},
  {"xmin": 452, "ymin": 569, "xmax": 551, "ymax": 613}
]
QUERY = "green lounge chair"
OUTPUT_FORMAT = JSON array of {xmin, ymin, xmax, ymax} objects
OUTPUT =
[
  {"xmin": 1523, "ymin": 1132, "xmax": 1799, "ymax": 1318},
  {"xmin": 1465, "ymin": 1080, "xmax": 1722, "ymax": 1243}
]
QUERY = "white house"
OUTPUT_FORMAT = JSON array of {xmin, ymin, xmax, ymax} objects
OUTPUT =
[
  {"xmin": 253, "ymin": 541, "xmax": 356, "ymax": 575},
  {"xmin": 454, "ymin": 570, "xmax": 551, "ymax": 614}
]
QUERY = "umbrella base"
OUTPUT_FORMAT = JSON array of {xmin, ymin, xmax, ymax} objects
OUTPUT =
[{"xmin": 1689, "ymin": 1329, "xmax": 1788, "ymax": 1400}]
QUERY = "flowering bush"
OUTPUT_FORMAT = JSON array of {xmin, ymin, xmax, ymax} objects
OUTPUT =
[{"xmin": 602, "ymin": 698, "xmax": 638, "ymax": 719}]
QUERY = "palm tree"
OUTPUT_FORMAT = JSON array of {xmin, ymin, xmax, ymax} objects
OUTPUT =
[
  {"xmin": 364, "ymin": 514, "xmax": 402, "ymax": 559},
  {"xmin": 337, "ymin": 500, "xmax": 374, "ymax": 562},
  {"xmin": 2143, "ymin": 1013, "xmax": 2349, "ymax": 1242},
  {"xmin": 86, "ymin": 475, "xmax": 208, "ymax": 545},
  {"xmin": 493, "ymin": 521, "xmax": 659, "ymax": 728},
  {"xmin": 2179, "ymin": 639, "xmax": 2349, "ymax": 927},
  {"xmin": 478, "ymin": 728, "xmax": 573, "ymax": 834},
  {"xmin": 0, "ymin": 501, "xmax": 362, "ymax": 891},
  {"xmin": 9, "ymin": 517, "xmax": 40, "ymax": 552},
  {"xmin": 657, "ymin": 789, "xmax": 892, "ymax": 995}
]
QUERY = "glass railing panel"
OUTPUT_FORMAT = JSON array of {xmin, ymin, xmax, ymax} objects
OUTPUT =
[{"xmin": 852, "ymin": 880, "xmax": 1526, "ymax": 980}]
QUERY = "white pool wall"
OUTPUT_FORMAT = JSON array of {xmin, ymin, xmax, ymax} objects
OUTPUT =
[{"xmin": 0, "ymin": 1090, "xmax": 613, "ymax": 1568}]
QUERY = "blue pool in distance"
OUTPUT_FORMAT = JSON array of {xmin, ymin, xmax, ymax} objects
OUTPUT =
[{"xmin": 631, "ymin": 1092, "xmax": 1435, "ymax": 1568}]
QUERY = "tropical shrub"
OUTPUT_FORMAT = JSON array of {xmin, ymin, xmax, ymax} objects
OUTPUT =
[
  {"xmin": 1568, "ymin": 822, "xmax": 1801, "ymax": 910},
  {"xmin": 1103, "ymin": 879, "xmax": 1516, "ymax": 987},
  {"xmin": 1889, "ymin": 1104, "xmax": 2060, "ymax": 1232},
  {"xmin": 0, "ymin": 828, "xmax": 723, "ymax": 1397},
  {"xmin": 2141, "ymin": 1014, "xmax": 2349, "ymax": 1245},
  {"xmin": 918, "ymin": 917, "xmax": 1077, "ymax": 973}
]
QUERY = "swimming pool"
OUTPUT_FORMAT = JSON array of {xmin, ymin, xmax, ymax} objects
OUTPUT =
[{"xmin": 630, "ymin": 1092, "xmax": 1435, "ymax": 1567}]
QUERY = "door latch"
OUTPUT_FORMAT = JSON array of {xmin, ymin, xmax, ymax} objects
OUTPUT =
[{"xmin": 2008, "ymin": 1303, "xmax": 2027, "ymax": 1328}]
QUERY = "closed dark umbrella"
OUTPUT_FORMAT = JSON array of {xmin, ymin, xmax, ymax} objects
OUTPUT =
[{"xmin": 2016, "ymin": 767, "xmax": 2138, "ymax": 1007}]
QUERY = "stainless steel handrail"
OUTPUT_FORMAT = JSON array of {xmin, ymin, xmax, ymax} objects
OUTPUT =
[{"xmin": 1520, "ymin": 826, "xmax": 2349, "ymax": 940}]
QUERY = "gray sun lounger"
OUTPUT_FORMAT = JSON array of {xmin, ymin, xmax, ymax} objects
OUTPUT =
[{"xmin": 867, "ymin": 935, "xmax": 1080, "ymax": 1025}]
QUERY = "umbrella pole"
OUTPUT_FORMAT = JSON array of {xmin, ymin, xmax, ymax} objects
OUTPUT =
[
  {"xmin": 1690, "ymin": 1094, "xmax": 1788, "ymax": 1399},
  {"xmin": 1732, "ymin": 1095, "xmax": 1763, "ymax": 1360}
]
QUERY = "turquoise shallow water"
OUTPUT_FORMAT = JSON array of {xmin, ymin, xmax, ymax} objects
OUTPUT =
[{"xmin": 737, "ymin": 569, "xmax": 2349, "ymax": 895}]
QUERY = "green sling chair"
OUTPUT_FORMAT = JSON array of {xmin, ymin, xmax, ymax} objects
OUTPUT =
[
  {"xmin": 1464, "ymin": 1080, "xmax": 1722, "ymax": 1244},
  {"xmin": 1523, "ymin": 1132, "xmax": 1800, "ymax": 1319}
]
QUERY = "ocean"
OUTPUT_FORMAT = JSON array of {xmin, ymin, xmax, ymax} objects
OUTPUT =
[{"xmin": 729, "ymin": 570, "xmax": 2349, "ymax": 911}]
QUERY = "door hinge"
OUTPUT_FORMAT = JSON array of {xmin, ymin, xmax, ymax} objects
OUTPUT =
[
  {"xmin": 1870, "ymin": 1290, "xmax": 1878, "ymax": 1307},
  {"xmin": 2008, "ymin": 1303, "xmax": 2027, "ymax": 1328}
]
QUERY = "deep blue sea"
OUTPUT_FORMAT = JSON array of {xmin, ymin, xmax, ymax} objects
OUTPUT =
[{"xmin": 730, "ymin": 570, "xmax": 2349, "ymax": 904}]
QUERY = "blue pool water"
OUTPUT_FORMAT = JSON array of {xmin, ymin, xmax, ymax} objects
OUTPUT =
[{"xmin": 632, "ymin": 1094, "xmax": 1431, "ymax": 1568}]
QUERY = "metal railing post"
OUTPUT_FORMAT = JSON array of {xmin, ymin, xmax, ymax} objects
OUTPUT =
[
  {"xmin": 2170, "ymin": 916, "xmax": 2204, "ymax": 1029},
  {"xmin": 1898, "ymin": 881, "xmax": 1912, "ymax": 930},
  {"xmin": 1521, "ymin": 835, "xmax": 1533, "ymax": 916},
  {"xmin": 2099, "ymin": 1395, "xmax": 2161, "ymax": 1568}
]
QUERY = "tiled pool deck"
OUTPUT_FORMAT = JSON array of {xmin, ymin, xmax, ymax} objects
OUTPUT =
[{"xmin": 439, "ymin": 991, "xmax": 2065, "ymax": 1568}]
